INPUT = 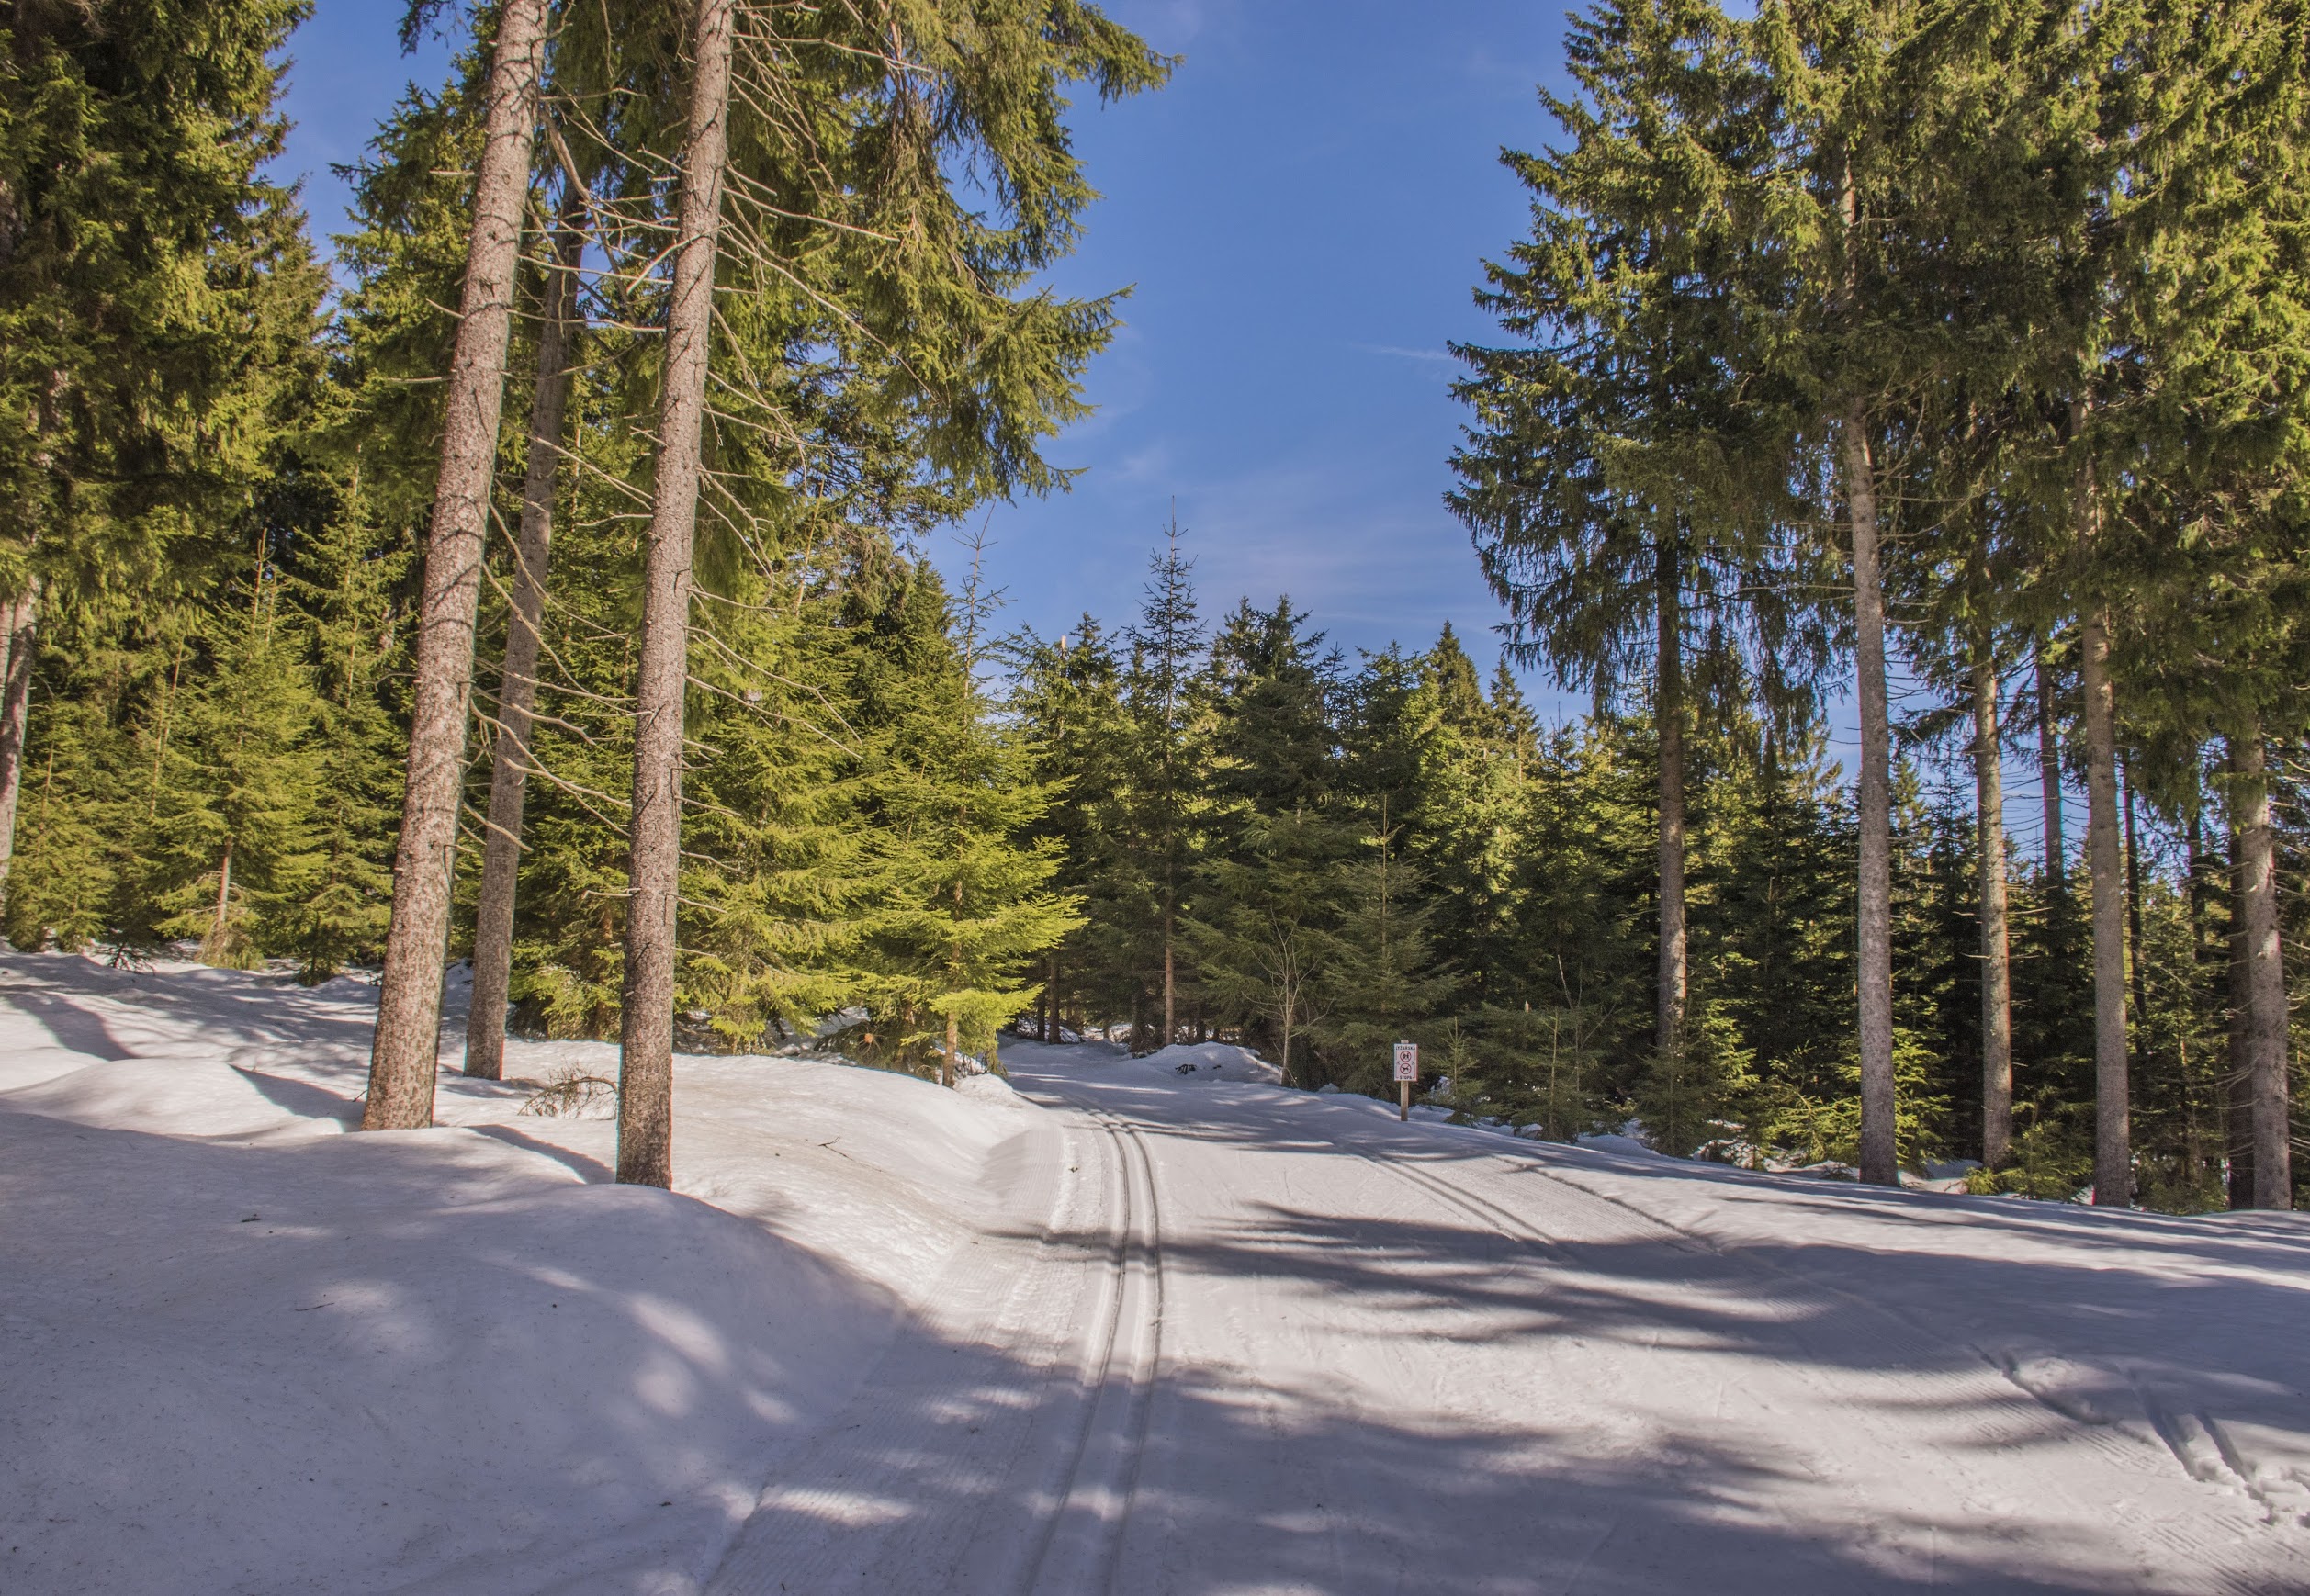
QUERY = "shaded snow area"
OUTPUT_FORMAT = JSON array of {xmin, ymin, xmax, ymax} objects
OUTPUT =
[{"xmin": 6, "ymin": 955, "xmax": 2310, "ymax": 1594}]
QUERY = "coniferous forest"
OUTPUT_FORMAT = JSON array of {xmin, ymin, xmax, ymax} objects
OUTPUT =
[{"xmin": 4, "ymin": 0, "xmax": 2304, "ymax": 1212}]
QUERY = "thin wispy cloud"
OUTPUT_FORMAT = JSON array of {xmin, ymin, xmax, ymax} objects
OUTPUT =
[{"xmin": 1352, "ymin": 343, "xmax": 1460, "ymax": 365}]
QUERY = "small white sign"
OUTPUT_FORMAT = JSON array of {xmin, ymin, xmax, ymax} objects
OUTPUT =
[{"xmin": 1392, "ymin": 1041, "xmax": 1419, "ymax": 1083}]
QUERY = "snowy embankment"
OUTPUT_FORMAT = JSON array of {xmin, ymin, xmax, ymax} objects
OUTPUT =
[
  {"xmin": 10, "ymin": 958, "xmax": 2310, "ymax": 1594},
  {"xmin": 0, "ymin": 952, "xmax": 1031, "ymax": 1596}
]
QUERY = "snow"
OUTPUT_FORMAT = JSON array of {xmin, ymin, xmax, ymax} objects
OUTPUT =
[
  {"xmin": 7, "ymin": 951, "xmax": 2310, "ymax": 1594},
  {"xmin": 0, "ymin": 952, "xmax": 1035, "ymax": 1595},
  {"xmin": 1123, "ymin": 1038, "xmax": 1285, "ymax": 1084}
]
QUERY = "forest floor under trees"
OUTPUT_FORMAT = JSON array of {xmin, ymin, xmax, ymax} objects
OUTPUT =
[{"xmin": 3, "ymin": 953, "xmax": 2308, "ymax": 1594}]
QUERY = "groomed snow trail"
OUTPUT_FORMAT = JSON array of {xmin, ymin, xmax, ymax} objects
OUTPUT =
[
  {"xmin": 7, "ymin": 959, "xmax": 2309, "ymax": 1594},
  {"xmin": 714, "ymin": 1040, "xmax": 2310, "ymax": 1594}
]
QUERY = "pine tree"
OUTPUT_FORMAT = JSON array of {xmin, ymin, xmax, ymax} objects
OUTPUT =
[
  {"xmin": 1121, "ymin": 518, "xmax": 1206, "ymax": 1045},
  {"xmin": 850, "ymin": 572, "xmax": 1081, "ymax": 1084},
  {"xmin": 1452, "ymin": 0, "xmax": 1821, "ymax": 1079},
  {"xmin": 0, "ymin": 0, "xmax": 316, "ymax": 914},
  {"xmin": 365, "ymin": 0, "xmax": 556, "ymax": 1131},
  {"xmin": 149, "ymin": 556, "xmax": 323, "ymax": 969},
  {"xmin": 1009, "ymin": 615, "xmax": 1136, "ymax": 1040},
  {"xmin": 1189, "ymin": 808, "xmax": 1346, "ymax": 1088}
]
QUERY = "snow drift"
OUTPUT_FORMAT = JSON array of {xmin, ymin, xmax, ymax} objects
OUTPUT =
[{"xmin": 0, "ymin": 952, "xmax": 1033, "ymax": 1596}]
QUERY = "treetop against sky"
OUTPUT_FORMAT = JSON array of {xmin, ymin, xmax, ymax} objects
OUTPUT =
[{"xmin": 273, "ymin": 0, "xmax": 1565, "ymax": 690}]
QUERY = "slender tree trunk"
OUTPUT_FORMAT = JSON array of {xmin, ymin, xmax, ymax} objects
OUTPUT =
[
  {"xmin": 2079, "ymin": 608, "xmax": 2129, "ymax": 1206},
  {"xmin": 618, "ymin": 0, "xmax": 736, "ymax": 1189},
  {"xmin": 2124, "ymin": 759, "xmax": 2148, "ymax": 1037},
  {"xmin": 1974, "ymin": 648, "xmax": 2013, "ymax": 1168},
  {"xmin": 466, "ymin": 203, "xmax": 586, "ymax": 1082},
  {"xmin": 205, "ymin": 838, "xmax": 236, "ymax": 963},
  {"xmin": 1164, "ymin": 916, "xmax": 1176, "ymax": 1047},
  {"xmin": 364, "ymin": 0, "xmax": 553, "ymax": 1131},
  {"xmin": 2186, "ymin": 804, "xmax": 2214, "ymax": 1192},
  {"xmin": 1842, "ymin": 400, "xmax": 1897, "ymax": 1186},
  {"xmin": 943, "ymin": 1007, "xmax": 959, "ymax": 1091},
  {"xmin": 2036, "ymin": 637, "xmax": 2064, "ymax": 889},
  {"xmin": 2230, "ymin": 732, "xmax": 2293, "ymax": 1208},
  {"xmin": 1655, "ymin": 536, "xmax": 1687, "ymax": 1060},
  {"xmin": 2226, "ymin": 824, "xmax": 2257, "ymax": 1209},
  {"xmin": 0, "ymin": 583, "xmax": 40, "ymax": 916}
]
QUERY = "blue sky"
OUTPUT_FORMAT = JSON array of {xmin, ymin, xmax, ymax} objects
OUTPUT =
[
  {"xmin": 272, "ymin": 2, "xmax": 2072, "ymax": 865},
  {"xmin": 274, "ymin": 1, "xmax": 1568, "ymax": 687}
]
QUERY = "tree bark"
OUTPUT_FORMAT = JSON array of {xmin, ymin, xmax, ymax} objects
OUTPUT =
[
  {"xmin": 617, "ymin": 0, "xmax": 735, "ymax": 1189},
  {"xmin": 2036, "ymin": 637, "xmax": 2064, "ymax": 890},
  {"xmin": 2124, "ymin": 759, "xmax": 2147, "ymax": 1044},
  {"xmin": 2230, "ymin": 732, "xmax": 2293, "ymax": 1208},
  {"xmin": 1656, "ymin": 536, "xmax": 1687, "ymax": 1060},
  {"xmin": 1973, "ymin": 648, "xmax": 2013, "ymax": 1168},
  {"xmin": 1164, "ymin": 918, "xmax": 1176, "ymax": 1047},
  {"xmin": 205, "ymin": 838, "xmax": 236, "ymax": 964},
  {"xmin": 0, "ymin": 582, "xmax": 39, "ymax": 916},
  {"xmin": 2079, "ymin": 608, "xmax": 2129, "ymax": 1206},
  {"xmin": 466, "ymin": 202, "xmax": 586, "ymax": 1082},
  {"xmin": 1842, "ymin": 400, "xmax": 1897, "ymax": 1187},
  {"xmin": 364, "ymin": 0, "xmax": 553, "ymax": 1132},
  {"xmin": 2226, "ymin": 824, "xmax": 2257, "ymax": 1209}
]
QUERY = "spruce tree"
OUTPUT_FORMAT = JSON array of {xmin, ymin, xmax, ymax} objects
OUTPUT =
[
  {"xmin": 1452, "ymin": 0, "xmax": 1819, "ymax": 1079},
  {"xmin": 0, "ymin": 0, "xmax": 315, "ymax": 913},
  {"xmin": 364, "ymin": 0, "xmax": 555, "ymax": 1130},
  {"xmin": 1122, "ymin": 518, "xmax": 1206, "ymax": 1045}
]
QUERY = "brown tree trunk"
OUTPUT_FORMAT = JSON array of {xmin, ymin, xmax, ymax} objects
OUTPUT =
[
  {"xmin": 2226, "ymin": 825, "xmax": 2258, "ymax": 1209},
  {"xmin": 943, "ymin": 1007, "xmax": 959, "ymax": 1091},
  {"xmin": 1974, "ymin": 648, "xmax": 2013, "ymax": 1168},
  {"xmin": 204, "ymin": 838, "xmax": 236, "ymax": 964},
  {"xmin": 2036, "ymin": 637, "xmax": 2064, "ymax": 890},
  {"xmin": 2079, "ymin": 608, "xmax": 2129, "ymax": 1206},
  {"xmin": 1656, "ymin": 536, "xmax": 1687, "ymax": 1060},
  {"xmin": 617, "ymin": 0, "xmax": 735, "ymax": 1190},
  {"xmin": 1163, "ymin": 924, "xmax": 1176, "ymax": 1048},
  {"xmin": 2124, "ymin": 759, "xmax": 2147, "ymax": 1049},
  {"xmin": 1843, "ymin": 400, "xmax": 1897, "ymax": 1187},
  {"xmin": 2230, "ymin": 732, "xmax": 2293, "ymax": 1208},
  {"xmin": 0, "ymin": 583, "xmax": 38, "ymax": 916},
  {"xmin": 466, "ymin": 202, "xmax": 586, "ymax": 1082},
  {"xmin": 364, "ymin": 0, "xmax": 553, "ymax": 1132}
]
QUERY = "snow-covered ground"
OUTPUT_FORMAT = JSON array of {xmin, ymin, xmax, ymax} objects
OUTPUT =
[{"xmin": 6, "ymin": 952, "xmax": 2308, "ymax": 1594}]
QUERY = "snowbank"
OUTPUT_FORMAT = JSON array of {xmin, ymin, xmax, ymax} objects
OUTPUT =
[
  {"xmin": 0, "ymin": 952, "xmax": 1038, "ymax": 1596},
  {"xmin": 1132, "ymin": 1040, "xmax": 1284, "ymax": 1084}
]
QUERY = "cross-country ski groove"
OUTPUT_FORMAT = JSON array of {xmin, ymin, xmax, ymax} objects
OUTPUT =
[
  {"xmin": 1351, "ymin": 1130, "xmax": 2289, "ymax": 1590},
  {"xmin": 1017, "ymin": 1101, "xmax": 1166, "ymax": 1596}
]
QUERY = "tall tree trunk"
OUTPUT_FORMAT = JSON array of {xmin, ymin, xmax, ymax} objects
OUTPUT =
[
  {"xmin": 2124, "ymin": 759, "xmax": 2148, "ymax": 1068},
  {"xmin": 1164, "ymin": 916, "xmax": 1176, "ymax": 1047},
  {"xmin": 205, "ymin": 838, "xmax": 236, "ymax": 963},
  {"xmin": 0, "ymin": 582, "xmax": 38, "ymax": 916},
  {"xmin": 1974, "ymin": 647, "xmax": 2013, "ymax": 1168},
  {"xmin": 617, "ymin": 0, "xmax": 735, "ymax": 1190},
  {"xmin": 943, "ymin": 1006, "xmax": 959, "ymax": 1091},
  {"xmin": 2079, "ymin": 608, "xmax": 2129, "ymax": 1206},
  {"xmin": 1655, "ymin": 536, "xmax": 1687, "ymax": 1060},
  {"xmin": 1842, "ymin": 400, "xmax": 1897, "ymax": 1187},
  {"xmin": 363, "ymin": 0, "xmax": 554, "ymax": 1132},
  {"xmin": 2036, "ymin": 637, "xmax": 2065, "ymax": 890},
  {"xmin": 466, "ymin": 202, "xmax": 586, "ymax": 1082},
  {"xmin": 2230, "ymin": 732, "xmax": 2293, "ymax": 1208},
  {"xmin": 2226, "ymin": 824, "xmax": 2257, "ymax": 1209}
]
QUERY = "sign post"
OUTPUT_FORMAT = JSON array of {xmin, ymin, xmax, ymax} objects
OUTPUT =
[{"xmin": 1392, "ymin": 1040, "xmax": 1418, "ymax": 1122}]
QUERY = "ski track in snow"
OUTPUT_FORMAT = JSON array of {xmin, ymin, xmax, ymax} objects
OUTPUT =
[{"xmin": 5, "ymin": 954, "xmax": 2310, "ymax": 1594}]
